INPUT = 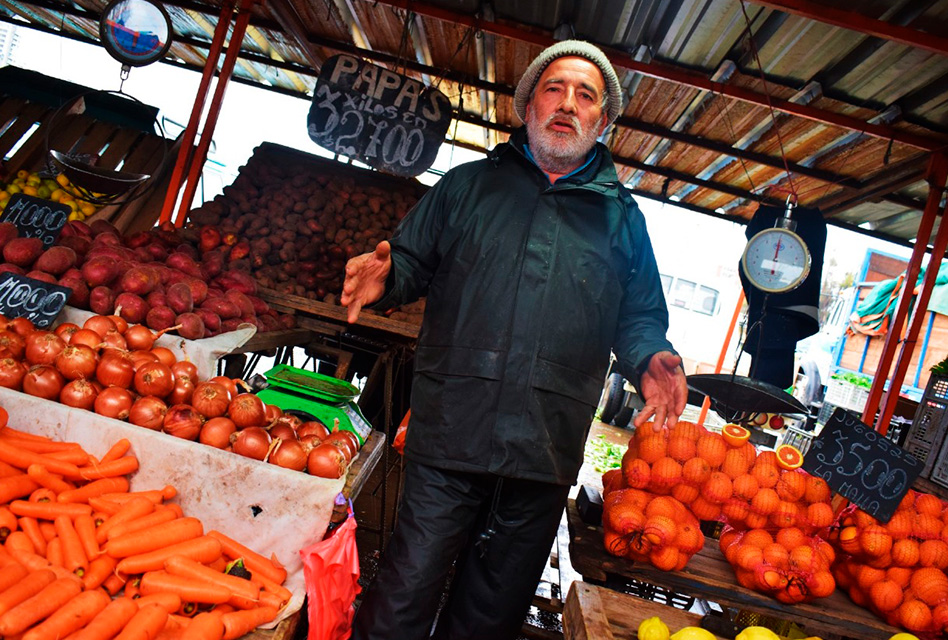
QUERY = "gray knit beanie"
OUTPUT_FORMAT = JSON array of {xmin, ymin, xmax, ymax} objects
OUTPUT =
[{"xmin": 514, "ymin": 40, "xmax": 623, "ymax": 126}]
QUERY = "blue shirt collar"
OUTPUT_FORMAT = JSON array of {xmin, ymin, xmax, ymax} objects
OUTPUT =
[{"xmin": 523, "ymin": 143, "xmax": 598, "ymax": 183}]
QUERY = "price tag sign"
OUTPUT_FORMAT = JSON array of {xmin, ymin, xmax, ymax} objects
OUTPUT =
[
  {"xmin": 307, "ymin": 54, "xmax": 452, "ymax": 177},
  {"xmin": 0, "ymin": 193, "xmax": 69, "ymax": 248},
  {"xmin": 0, "ymin": 272, "xmax": 71, "ymax": 328},
  {"xmin": 802, "ymin": 408, "xmax": 922, "ymax": 522}
]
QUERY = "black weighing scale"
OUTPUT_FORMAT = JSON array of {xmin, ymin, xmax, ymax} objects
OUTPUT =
[{"xmin": 255, "ymin": 364, "xmax": 373, "ymax": 445}]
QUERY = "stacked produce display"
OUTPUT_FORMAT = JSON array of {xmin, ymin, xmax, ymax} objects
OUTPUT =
[
  {"xmin": 0, "ymin": 413, "xmax": 290, "ymax": 638},
  {"xmin": 603, "ymin": 420, "xmax": 948, "ymax": 637},
  {"xmin": 0, "ymin": 170, "xmax": 102, "ymax": 221}
]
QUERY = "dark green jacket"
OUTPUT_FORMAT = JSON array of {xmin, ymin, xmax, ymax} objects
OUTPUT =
[{"xmin": 377, "ymin": 128, "xmax": 675, "ymax": 484}]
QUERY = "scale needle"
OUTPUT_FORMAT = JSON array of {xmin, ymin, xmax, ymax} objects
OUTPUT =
[{"xmin": 771, "ymin": 239, "xmax": 782, "ymax": 275}]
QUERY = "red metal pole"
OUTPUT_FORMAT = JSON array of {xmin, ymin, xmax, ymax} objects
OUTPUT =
[
  {"xmin": 698, "ymin": 289, "xmax": 746, "ymax": 425},
  {"xmin": 876, "ymin": 154, "xmax": 948, "ymax": 434},
  {"xmin": 158, "ymin": 0, "xmax": 237, "ymax": 224},
  {"xmin": 173, "ymin": 0, "xmax": 255, "ymax": 226},
  {"xmin": 861, "ymin": 153, "xmax": 948, "ymax": 425}
]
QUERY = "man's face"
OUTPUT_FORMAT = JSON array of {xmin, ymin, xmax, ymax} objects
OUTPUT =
[{"xmin": 524, "ymin": 56, "xmax": 608, "ymax": 172}]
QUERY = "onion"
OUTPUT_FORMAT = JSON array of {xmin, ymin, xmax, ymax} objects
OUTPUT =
[
  {"xmin": 129, "ymin": 396, "xmax": 168, "ymax": 430},
  {"xmin": 107, "ymin": 315, "xmax": 128, "ymax": 334},
  {"xmin": 228, "ymin": 393, "xmax": 267, "ymax": 428},
  {"xmin": 54, "ymin": 323, "xmax": 80, "ymax": 343},
  {"xmin": 269, "ymin": 424, "xmax": 297, "ymax": 442},
  {"xmin": 55, "ymin": 344, "xmax": 98, "ymax": 381},
  {"xmin": 168, "ymin": 377, "xmax": 194, "ymax": 405},
  {"xmin": 171, "ymin": 361, "xmax": 198, "ymax": 384},
  {"xmin": 269, "ymin": 438, "xmax": 307, "ymax": 471},
  {"xmin": 59, "ymin": 379, "xmax": 98, "ymax": 410},
  {"xmin": 96, "ymin": 352, "xmax": 134, "ymax": 388},
  {"xmin": 307, "ymin": 443, "xmax": 348, "ymax": 478},
  {"xmin": 70, "ymin": 329, "xmax": 103, "ymax": 351},
  {"xmin": 134, "ymin": 362, "xmax": 175, "ymax": 398},
  {"xmin": 129, "ymin": 350, "xmax": 160, "ymax": 371},
  {"xmin": 101, "ymin": 329, "xmax": 127, "ymax": 351},
  {"xmin": 0, "ymin": 357, "xmax": 28, "ymax": 390},
  {"xmin": 298, "ymin": 420, "xmax": 331, "ymax": 441},
  {"xmin": 299, "ymin": 434, "xmax": 323, "ymax": 454},
  {"xmin": 210, "ymin": 376, "xmax": 238, "ymax": 400},
  {"xmin": 191, "ymin": 382, "xmax": 230, "ymax": 419},
  {"xmin": 150, "ymin": 347, "xmax": 176, "ymax": 367},
  {"xmin": 25, "ymin": 332, "xmax": 66, "ymax": 365},
  {"xmin": 83, "ymin": 315, "xmax": 116, "ymax": 337},
  {"xmin": 94, "ymin": 386, "xmax": 133, "ymax": 420},
  {"xmin": 326, "ymin": 430, "xmax": 361, "ymax": 459},
  {"xmin": 23, "ymin": 365, "xmax": 64, "ymax": 400},
  {"xmin": 10, "ymin": 317, "xmax": 35, "ymax": 337},
  {"xmin": 0, "ymin": 330, "xmax": 25, "ymax": 360},
  {"xmin": 200, "ymin": 417, "xmax": 236, "ymax": 449},
  {"xmin": 163, "ymin": 404, "xmax": 204, "ymax": 440},
  {"xmin": 231, "ymin": 426, "xmax": 271, "ymax": 460},
  {"xmin": 270, "ymin": 414, "xmax": 302, "ymax": 433},
  {"xmin": 265, "ymin": 404, "xmax": 283, "ymax": 424},
  {"xmin": 125, "ymin": 325, "xmax": 157, "ymax": 351}
]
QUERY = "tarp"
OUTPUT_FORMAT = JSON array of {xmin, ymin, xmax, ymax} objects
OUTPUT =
[{"xmin": 850, "ymin": 261, "xmax": 948, "ymax": 336}]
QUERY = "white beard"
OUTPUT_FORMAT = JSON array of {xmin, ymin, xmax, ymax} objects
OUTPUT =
[{"xmin": 525, "ymin": 107, "xmax": 603, "ymax": 174}]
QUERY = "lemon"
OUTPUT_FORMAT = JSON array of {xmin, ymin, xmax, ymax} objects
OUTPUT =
[
  {"xmin": 638, "ymin": 617, "xmax": 670, "ymax": 640},
  {"xmin": 888, "ymin": 634, "xmax": 921, "ymax": 640},
  {"xmin": 670, "ymin": 627, "xmax": 716, "ymax": 640},
  {"xmin": 736, "ymin": 627, "xmax": 780, "ymax": 640}
]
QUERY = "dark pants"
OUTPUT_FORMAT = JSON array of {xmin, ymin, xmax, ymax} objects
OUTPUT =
[{"xmin": 351, "ymin": 461, "xmax": 570, "ymax": 640}]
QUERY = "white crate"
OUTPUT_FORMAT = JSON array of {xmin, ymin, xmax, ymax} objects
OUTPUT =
[{"xmin": 824, "ymin": 378, "xmax": 870, "ymax": 412}]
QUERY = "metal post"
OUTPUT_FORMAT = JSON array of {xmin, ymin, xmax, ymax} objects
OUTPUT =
[{"xmin": 698, "ymin": 289, "xmax": 745, "ymax": 425}]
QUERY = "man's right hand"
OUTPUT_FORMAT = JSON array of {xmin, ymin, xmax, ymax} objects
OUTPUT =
[{"xmin": 340, "ymin": 241, "xmax": 392, "ymax": 324}]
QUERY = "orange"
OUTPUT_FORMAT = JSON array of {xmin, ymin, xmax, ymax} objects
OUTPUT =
[
  {"xmin": 920, "ymin": 539, "xmax": 948, "ymax": 569},
  {"xmin": 779, "ymin": 578, "xmax": 809, "ymax": 604},
  {"xmin": 622, "ymin": 458, "xmax": 651, "ymax": 489},
  {"xmin": 750, "ymin": 463, "xmax": 780, "ymax": 489},
  {"xmin": 601, "ymin": 468, "xmax": 625, "ymax": 496},
  {"xmin": 775, "ymin": 469, "xmax": 808, "ymax": 502},
  {"xmin": 675, "ymin": 521, "xmax": 704, "ymax": 555},
  {"xmin": 750, "ymin": 488, "xmax": 780, "ymax": 516},
  {"xmin": 805, "ymin": 502, "xmax": 835, "ymax": 529},
  {"xmin": 648, "ymin": 457, "xmax": 682, "ymax": 490},
  {"xmin": 604, "ymin": 501, "xmax": 646, "ymax": 536},
  {"xmin": 898, "ymin": 599, "xmax": 934, "ymax": 632},
  {"xmin": 815, "ymin": 539, "xmax": 836, "ymax": 567},
  {"xmin": 637, "ymin": 436, "xmax": 667, "ymax": 465},
  {"xmin": 678, "ymin": 456, "xmax": 710, "ymax": 486},
  {"xmin": 775, "ymin": 526, "xmax": 805, "ymax": 550},
  {"xmin": 604, "ymin": 488, "xmax": 650, "ymax": 515},
  {"xmin": 688, "ymin": 496, "xmax": 722, "ymax": 522},
  {"xmin": 869, "ymin": 579, "xmax": 904, "ymax": 613},
  {"xmin": 666, "ymin": 435, "xmax": 697, "ymax": 463},
  {"xmin": 758, "ymin": 568, "xmax": 789, "ymax": 592},
  {"xmin": 633, "ymin": 421, "xmax": 657, "ymax": 440},
  {"xmin": 734, "ymin": 544, "xmax": 764, "ymax": 571},
  {"xmin": 838, "ymin": 526, "xmax": 862, "ymax": 556},
  {"xmin": 645, "ymin": 495, "xmax": 686, "ymax": 520},
  {"xmin": 934, "ymin": 602, "xmax": 948, "ymax": 630},
  {"xmin": 628, "ymin": 533, "xmax": 653, "ymax": 561},
  {"xmin": 867, "ymin": 552, "xmax": 895, "ymax": 570},
  {"xmin": 789, "ymin": 544, "xmax": 817, "ymax": 571},
  {"xmin": 848, "ymin": 585, "xmax": 869, "ymax": 609},
  {"xmin": 911, "ymin": 567, "xmax": 948, "ymax": 606},
  {"xmin": 755, "ymin": 450, "xmax": 778, "ymax": 468},
  {"xmin": 649, "ymin": 545, "xmax": 681, "ymax": 571},
  {"xmin": 762, "ymin": 542, "xmax": 790, "ymax": 570},
  {"xmin": 732, "ymin": 474, "xmax": 759, "ymax": 502},
  {"xmin": 671, "ymin": 483, "xmax": 700, "ymax": 505},
  {"xmin": 887, "ymin": 566, "xmax": 913, "ymax": 588},
  {"xmin": 721, "ymin": 423, "xmax": 750, "ymax": 447},
  {"xmin": 886, "ymin": 512, "xmax": 914, "ymax": 540},
  {"xmin": 603, "ymin": 529, "xmax": 630, "ymax": 557},
  {"xmin": 670, "ymin": 420, "xmax": 703, "ymax": 441},
  {"xmin": 738, "ymin": 441, "xmax": 758, "ymax": 466},
  {"xmin": 859, "ymin": 525, "xmax": 894, "ymax": 559},
  {"xmin": 721, "ymin": 500, "xmax": 750, "ymax": 524},
  {"xmin": 804, "ymin": 475, "xmax": 832, "ymax": 504},
  {"xmin": 916, "ymin": 513, "xmax": 944, "ymax": 540},
  {"xmin": 806, "ymin": 570, "xmax": 836, "ymax": 599},
  {"xmin": 695, "ymin": 433, "xmax": 727, "ymax": 468},
  {"xmin": 742, "ymin": 529, "xmax": 775, "ymax": 549},
  {"xmin": 898, "ymin": 489, "xmax": 918, "ymax": 512},
  {"xmin": 744, "ymin": 512, "xmax": 769, "ymax": 529},
  {"xmin": 643, "ymin": 515, "xmax": 678, "ymax": 547},
  {"xmin": 853, "ymin": 509, "xmax": 879, "ymax": 529},
  {"xmin": 719, "ymin": 527, "xmax": 741, "ymax": 552},
  {"xmin": 770, "ymin": 501, "xmax": 800, "ymax": 529},
  {"xmin": 721, "ymin": 449, "xmax": 750, "ymax": 479},
  {"xmin": 775, "ymin": 444, "xmax": 804, "ymax": 470},
  {"xmin": 916, "ymin": 492, "xmax": 945, "ymax": 517},
  {"xmin": 703, "ymin": 471, "xmax": 733, "ymax": 504}
]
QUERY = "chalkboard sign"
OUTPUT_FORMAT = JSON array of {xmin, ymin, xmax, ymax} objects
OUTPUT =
[
  {"xmin": 0, "ymin": 193, "xmax": 69, "ymax": 248},
  {"xmin": 802, "ymin": 408, "xmax": 922, "ymax": 522},
  {"xmin": 307, "ymin": 54, "xmax": 452, "ymax": 177},
  {"xmin": 0, "ymin": 272, "xmax": 71, "ymax": 328}
]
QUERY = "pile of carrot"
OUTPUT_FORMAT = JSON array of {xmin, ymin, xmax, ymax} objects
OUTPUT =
[{"xmin": 0, "ymin": 408, "xmax": 291, "ymax": 640}]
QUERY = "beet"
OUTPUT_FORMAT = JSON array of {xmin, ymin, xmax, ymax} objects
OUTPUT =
[
  {"xmin": 167, "ymin": 282, "xmax": 194, "ymax": 314},
  {"xmin": 194, "ymin": 308, "xmax": 221, "ymax": 334},
  {"xmin": 59, "ymin": 275, "xmax": 89, "ymax": 308},
  {"xmin": 185, "ymin": 279, "xmax": 208, "ymax": 305},
  {"xmin": 3, "ymin": 237, "xmax": 43, "ymax": 268},
  {"xmin": 146, "ymin": 290, "xmax": 168, "ymax": 308},
  {"xmin": 81, "ymin": 257, "xmax": 118, "ymax": 288},
  {"xmin": 89, "ymin": 286, "xmax": 116, "ymax": 315},
  {"xmin": 114, "ymin": 292, "xmax": 148, "ymax": 324},
  {"xmin": 0, "ymin": 223, "xmax": 19, "ymax": 251},
  {"xmin": 166, "ymin": 252, "xmax": 201, "ymax": 278},
  {"xmin": 119, "ymin": 266, "xmax": 159, "ymax": 296},
  {"xmin": 0, "ymin": 263, "xmax": 25, "ymax": 276},
  {"xmin": 224, "ymin": 290, "xmax": 255, "ymax": 318},
  {"xmin": 33, "ymin": 246, "xmax": 77, "ymax": 276},
  {"xmin": 146, "ymin": 306, "xmax": 177, "ymax": 332},
  {"xmin": 175, "ymin": 312, "xmax": 205, "ymax": 340}
]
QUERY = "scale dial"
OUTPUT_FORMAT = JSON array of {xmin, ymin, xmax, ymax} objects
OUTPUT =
[{"xmin": 741, "ymin": 227, "xmax": 811, "ymax": 293}]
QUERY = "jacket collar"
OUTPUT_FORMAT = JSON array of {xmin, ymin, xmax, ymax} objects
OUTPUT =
[{"xmin": 489, "ymin": 127, "xmax": 621, "ymax": 197}]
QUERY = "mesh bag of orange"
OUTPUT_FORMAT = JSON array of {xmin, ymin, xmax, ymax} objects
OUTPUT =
[
  {"xmin": 830, "ymin": 490, "xmax": 948, "ymax": 636},
  {"xmin": 718, "ymin": 523, "xmax": 836, "ymax": 604}
]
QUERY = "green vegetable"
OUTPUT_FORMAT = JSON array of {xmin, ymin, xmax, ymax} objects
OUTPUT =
[
  {"xmin": 585, "ymin": 435, "xmax": 627, "ymax": 473},
  {"xmin": 830, "ymin": 372, "xmax": 872, "ymax": 389},
  {"xmin": 225, "ymin": 558, "xmax": 252, "ymax": 580},
  {"xmin": 932, "ymin": 356, "xmax": 948, "ymax": 376}
]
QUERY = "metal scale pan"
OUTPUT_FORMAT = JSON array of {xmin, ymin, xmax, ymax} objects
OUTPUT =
[{"xmin": 686, "ymin": 373, "xmax": 807, "ymax": 424}]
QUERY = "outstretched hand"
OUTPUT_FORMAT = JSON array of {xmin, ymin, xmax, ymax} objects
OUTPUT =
[
  {"xmin": 633, "ymin": 351, "xmax": 688, "ymax": 431},
  {"xmin": 340, "ymin": 241, "xmax": 392, "ymax": 324}
]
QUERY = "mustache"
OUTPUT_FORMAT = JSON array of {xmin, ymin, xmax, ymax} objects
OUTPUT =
[{"xmin": 544, "ymin": 111, "xmax": 583, "ymax": 134}]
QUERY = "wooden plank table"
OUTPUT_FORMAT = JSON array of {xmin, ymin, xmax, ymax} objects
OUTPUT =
[
  {"xmin": 564, "ymin": 581, "xmax": 726, "ymax": 640},
  {"xmin": 260, "ymin": 289, "xmax": 419, "ymax": 341},
  {"xmin": 231, "ymin": 329, "xmax": 317, "ymax": 354},
  {"xmin": 566, "ymin": 501, "xmax": 899, "ymax": 640}
]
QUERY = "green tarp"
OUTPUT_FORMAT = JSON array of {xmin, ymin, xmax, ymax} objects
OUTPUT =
[{"xmin": 851, "ymin": 261, "xmax": 948, "ymax": 335}]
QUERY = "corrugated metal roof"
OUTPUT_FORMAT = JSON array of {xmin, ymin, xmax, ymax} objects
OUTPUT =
[{"xmin": 2, "ymin": 0, "xmax": 947, "ymax": 246}]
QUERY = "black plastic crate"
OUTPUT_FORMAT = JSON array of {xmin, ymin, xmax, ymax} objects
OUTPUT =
[{"xmin": 905, "ymin": 374, "xmax": 948, "ymax": 477}]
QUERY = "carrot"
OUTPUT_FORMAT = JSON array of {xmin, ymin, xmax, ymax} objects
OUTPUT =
[
  {"xmin": 38, "ymin": 521, "xmax": 55, "ymax": 542},
  {"xmin": 113, "ymin": 603, "xmax": 169, "ymax": 640},
  {"xmin": 74, "ymin": 514, "xmax": 99, "ymax": 560},
  {"xmin": 207, "ymin": 556, "xmax": 227, "ymax": 573},
  {"xmin": 0, "ymin": 440, "xmax": 81, "ymax": 477},
  {"xmin": 21, "ymin": 588, "xmax": 111, "ymax": 640},
  {"xmin": 156, "ymin": 613, "xmax": 190, "ymax": 640},
  {"xmin": 100, "ymin": 438, "xmax": 131, "ymax": 464},
  {"xmin": 164, "ymin": 555, "xmax": 260, "ymax": 602},
  {"xmin": 26, "ymin": 464, "xmax": 75, "ymax": 493},
  {"xmin": 181, "ymin": 611, "xmax": 224, "ymax": 640},
  {"xmin": 106, "ymin": 517, "xmax": 203, "ymax": 558},
  {"xmin": 0, "ymin": 576, "xmax": 82, "ymax": 635},
  {"xmin": 251, "ymin": 573, "xmax": 292, "ymax": 607},
  {"xmin": 211, "ymin": 604, "xmax": 235, "ymax": 615},
  {"xmin": 78, "ymin": 456, "xmax": 139, "ymax": 480},
  {"xmin": 123, "ymin": 575, "xmax": 141, "ymax": 599},
  {"xmin": 70, "ymin": 597, "xmax": 138, "ymax": 640},
  {"xmin": 102, "ymin": 571, "xmax": 127, "ymax": 596},
  {"xmin": 82, "ymin": 554, "xmax": 117, "ymax": 591},
  {"xmin": 134, "ymin": 592, "xmax": 183, "ymax": 613},
  {"xmin": 166, "ymin": 503, "xmax": 184, "ymax": 518},
  {"xmin": 107, "ymin": 508, "xmax": 178, "ymax": 541},
  {"xmin": 54, "ymin": 515, "xmax": 88, "ymax": 576},
  {"xmin": 17, "ymin": 517, "xmax": 47, "ymax": 557},
  {"xmin": 0, "ymin": 436, "xmax": 82, "ymax": 454},
  {"xmin": 5, "ymin": 547, "xmax": 52, "ymax": 572},
  {"xmin": 95, "ymin": 496, "xmax": 155, "ymax": 544},
  {"xmin": 207, "ymin": 531, "xmax": 287, "ymax": 584},
  {"xmin": 117, "ymin": 536, "xmax": 222, "ymax": 574},
  {"xmin": 219, "ymin": 606, "xmax": 278, "ymax": 640},
  {"xmin": 0, "ymin": 426, "xmax": 48, "ymax": 441},
  {"xmin": 0, "ymin": 563, "xmax": 28, "ymax": 595},
  {"xmin": 58, "ymin": 477, "xmax": 130, "ymax": 504},
  {"xmin": 0, "ymin": 505, "xmax": 16, "ymax": 543},
  {"xmin": 91, "ymin": 511, "xmax": 111, "ymax": 528},
  {"xmin": 100, "ymin": 486, "xmax": 175, "ymax": 504},
  {"xmin": 46, "ymin": 536, "xmax": 63, "ymax": 567},
  {"xmin": 42, "ymin": 448, "xmax": 91, "ymax": 466},
  {"xmin": 140, "ymin": 571, "xmax": 232, "ymax": 605},
  {"xmin": 9, "ymin": 500, "xmax": 92, "ymax": 520},
  {"xmin": 6, "ymin": 530, "xmax": 34, "ymax": 554},
  {"xmin": 0, "ymin": 569, "xmax": 55, "ymax": 616},
  {"xmin": 28, "ymin": 487, "xmax": 58, "ymax": 503},
  {"xmin": 0, "ymin": 474, "xmax": 39, "ymax": 503},
  {"xmin": 0, "ymin": 459, "xmax": 19, "ymax": 478},
  {"xmin": 257, "ymin": 591, "xmax": 284, "ymax": 610},
  {"xmin": 88, "ymin": 497, "xmax": 123, "ymax": 515}
]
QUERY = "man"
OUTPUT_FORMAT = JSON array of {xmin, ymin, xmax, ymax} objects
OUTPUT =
[{"xmin": 342, "ymin": 40, "xmax": 687, "ymax": 640}]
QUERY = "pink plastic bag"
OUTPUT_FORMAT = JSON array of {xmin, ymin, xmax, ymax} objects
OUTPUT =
[{"xmin": 300, "ymin": 502, "xmax": 361, "ymax": 640}]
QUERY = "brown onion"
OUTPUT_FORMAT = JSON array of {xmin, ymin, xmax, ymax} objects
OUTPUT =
[
  {"xmin": 191, "ymin": 382, "xmax": 230, "ymax": 419},
  {"xmin": 307, "ymin": 443, "xmax": 348, "ymax": 478},
  {"xmin": 129, "ymin": 396, "xmax": 168, "ymax": 430},
  {"xmin": 83, "ymin": 315, "xmax": 116, "ymax": 337},
  {"xmin": 25, "ymin": 332, "xmax": 66, "ymax": 365},
  {"xmin": 231, "ymin": 426, "xmax": 271, "ymax": 460},
  {"xmin": 70, "ymin": 328, "xmax": 103, "ymax": 351},
  {"xmin": 10, "ymin": 317, "xmax": 35, "ymax": 337},
  {"xmin": 129, "ymin": 350, "xmax": 160, "ymax": 371},
  {"xmin": 96, "ymin": 352, "xmax": 134, "ymax": 388},
  {"xmin": 0, "ymin": 330, "xmax": 26, "ymax": 360},
  {"xmin": 171, "ymin": 361, "xmax": 198, "ymax": 384},
  {"xmin": 163, "ymin": 404, "xmax": 203, "ymax": 440},
  {"xmin": 23, "ymin": 364, "xmax": 64, "ymax": 400},
  {"xmin": 200, "ymin": 417, "xmax": 236, "ymax": 449},
  {"xmin": 125, "ymin": 325, "xmax": 157, "ymax": 351},
  {"xmin": 54, "ymin": 323, "xmax": 80, "ymax": 343},
  {"xmin": 0, "ymin": 357, "xmax": 27, "ymax": 390},
  {"xmin": 268, "ymin": 424, "xmax": 297, "ymax": 442},
  {"xmin": 298, "ymin": 420, "xmax": 330, "ymax": 441},
  {"xmin": 270, "ymin": 414, "xmax": 302, "ymax": 433},
  {"xmin": 107, "ymin": 314, "xmax": 128, "ymax": 334},
  {"xmin": 150, "ymin": 347, "xmax": 176, "ymax": 367},
  {"xmin": 168, "ymin": 377, "xmax": 194, "ymax": 405},
  {"xmin": 60, "ymin": 379, "xmax": 98, "ymax": 410},
  {"xmin": 210, "ymin": 376, "xmax": 238, "ymax": 400},
  {"xmin": 269, "ymin": 438, "xmax": 307, "ymax": 471},
  {"xmin": 228, "ymin": 393, "xmax": 266, "ymax": 428},
  {"xmin": 95, "ymin": 386, "xmax": 133, "ymax": 420},
  {"xmin": 55, "ymin": 344, "xmax": 98, "ymax": 380},
  {"xmin": 326, "ymin": 430, "xmax": 361, "ymax": 459},
  {"xmin": 101, "ymin": 329, "xmax": 127, "ymax": 351},
  {"xmin": 264, "ymin": 403, "xmax": 283, "ymax": 424},
  {"xmin": 134, "ymin": 362, "xmax": 175, "ymax": 398}
]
